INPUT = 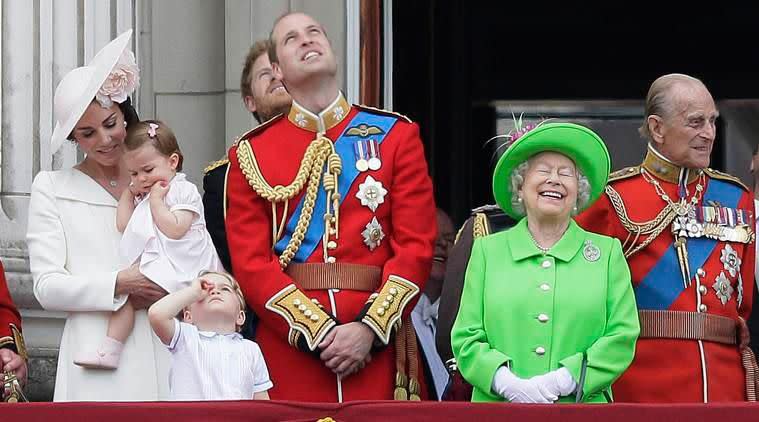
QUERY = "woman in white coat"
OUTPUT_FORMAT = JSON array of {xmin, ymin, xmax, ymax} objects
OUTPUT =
[{"xmin": 26, "ymin": 30, "xmax": 170, "ymax": 401}]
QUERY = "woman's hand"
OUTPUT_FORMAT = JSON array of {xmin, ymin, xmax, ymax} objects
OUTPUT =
[
  {"xmin": 115, "ymin": 264, "xmax": 168, "ymax": 309},
  {"xmin": 492, "ymin": 366, "xmax": 557, "ymax": 403}
]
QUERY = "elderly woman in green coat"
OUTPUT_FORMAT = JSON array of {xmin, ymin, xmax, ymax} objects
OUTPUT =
[{"xmin": 451, "ymin": 122, "xmax": 640, "ymax": 403}]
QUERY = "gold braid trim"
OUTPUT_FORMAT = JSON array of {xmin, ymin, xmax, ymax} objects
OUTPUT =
[
  {"xmin": 604, "ymin": 184, "xmax": 677, "ymax": 258},
  {"xmin": 472, "ymin": 213, "xmax": 491, "ymax": 239},
  {"xmin": 236, "ymin": 137, "xmax": 341, "ymax": 269}
]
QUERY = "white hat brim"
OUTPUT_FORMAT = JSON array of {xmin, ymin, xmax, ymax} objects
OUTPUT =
[{"xmin": 50, "ymin": 29, "xmax": 133, "ymax": 154}]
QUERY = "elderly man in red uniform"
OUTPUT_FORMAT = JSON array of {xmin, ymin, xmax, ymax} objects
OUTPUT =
[
  {"xmin": 577, "ymin": 73, "xmax": 756, "ymax": 402},
  {"xmin": 225, "ymin": 12, "xmax": 436, "ymax": 402},
  {"xmin": 1, "ymin": 261, "xmax": 27, "ymax": 400}
]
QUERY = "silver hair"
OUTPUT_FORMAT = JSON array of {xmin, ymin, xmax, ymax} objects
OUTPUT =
[
  {"xmin": 639, "ymin": 73, "xmax": 706, "ymax": 140},
  {"xmin": 509, "ymin": 159, "xmax": 591, "ymax": 217}
]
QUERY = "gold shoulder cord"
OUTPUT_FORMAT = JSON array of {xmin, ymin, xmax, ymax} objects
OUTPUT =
[
  {"xmin": 236, "ymin": 136, "xmax": 342, "ymax": 269},
  {"xmin": 604, "ymin": 184, "xmax": 676, "ymax": 258},
  {"xmin": 472, "ymin": 213, "xmax": 491, "ymax": 239}
]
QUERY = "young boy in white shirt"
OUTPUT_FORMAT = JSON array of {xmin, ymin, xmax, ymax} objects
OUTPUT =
[{"xmin": 149, "ymin": 271, "xmax": 272, "ymax": 400}]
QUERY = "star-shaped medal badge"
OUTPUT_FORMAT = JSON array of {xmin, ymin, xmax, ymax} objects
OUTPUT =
[
  {"xmin": 362, "ymin": 217, "xmax": 385, "ymax": 251},
  {"xmin": 712, "ymin": 271, "xmax": 734, "ymax": 306},
  {"xmin": 356, "ymin": 175, "xmax": 388, "ymax": 212}
]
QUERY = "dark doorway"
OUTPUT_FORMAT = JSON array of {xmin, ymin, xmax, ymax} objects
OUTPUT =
[{"xmin": 393, "ymin": 2, "xmax": 759, "ymax": 225}]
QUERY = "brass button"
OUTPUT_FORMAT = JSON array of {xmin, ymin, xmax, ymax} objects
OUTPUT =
[
  {"xmin": 697, "ymin": 268, "xmax": 706, "ymax": 277},
  {"xmin": 298, "ymin": 304, "xmax": 307, "ymax": 312},
  {"xmin": 377, "ymin": 307, "xmax": 386, "ymax": 316},
  {"xmin": 389, "ymin": 288, "xmax": 398, "ymax": 295},
  {"xmin": 327, "ymin": 256, "xmax": 336, "ymax": 264},
  {"xmin": 698, "ymin": 285, "xmax": 707, "ymax": 295},
  {"xmin": 293, "ymin": 299, "xmax": 302, "ymax": 306},
  {"xmin": 537, "ymin": 314, "xmax": 549, "ymax": 323},
  {"xmin": 304, "ymin": 309, "xmax": 313, "ymax": 317},
  {"xmin": 381, "ymin": 301, "xmax": 390, "ymax": 308},
  {"xmin": 539, "ymin": 283, "xmax": 550, "ymax": 291},
  {"xmin": 535, "ymin": 346, "xmax": 546, "ymax": 356},
  {"xmin": 386, "ymin": 295, "xmax": 395, "ymax": 303},
  {"xmin": 310, "ymin": 314, "xmax": 319, "ymax": 321},
  {"xmin": 541, "ymin": 260, "xmax": 551, "ymax": 269},
  {"xmin": 327, "ymin": 241, "xmax": 337, "ymax": 250},
  {"xmin": 311, "ymin": 298, "xmax": 320, "ymax": 304},
  {"xmin": 699, "ymin": 304, "xmax": 707, "ymax": 312}
]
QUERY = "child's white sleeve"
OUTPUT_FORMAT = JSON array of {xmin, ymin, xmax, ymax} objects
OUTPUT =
[
  {"xmin": 166, "ymin": 180, "xmax": 202, "ymax": 216},
  {"xmin": 249, "ymin": 341, "xmax": 273, "ymax": 392},
  {"xmin": 168, "ymin": 319, "xmax": 196, "ymax": 353}
]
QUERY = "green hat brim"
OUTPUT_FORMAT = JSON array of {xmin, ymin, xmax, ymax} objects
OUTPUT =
[{"xmin": 492, "ymin": 122, "xmax": 611, "ymax": 219}]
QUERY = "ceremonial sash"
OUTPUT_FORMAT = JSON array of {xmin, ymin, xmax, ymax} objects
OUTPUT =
[
  {"xmin": 274, "ymin": 112, "xmax": 398, "ymax": 262},
  {"xmin": 634, "ymin": 178, "xmax": 743, "ymax": 310}
]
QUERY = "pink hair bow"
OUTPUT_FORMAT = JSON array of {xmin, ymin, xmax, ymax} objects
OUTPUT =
[{"xmin": 147, "ymin": 123, "xmax": 159, "ymax": 138}]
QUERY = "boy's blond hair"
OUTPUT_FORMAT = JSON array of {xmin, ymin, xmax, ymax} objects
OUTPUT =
[{"xmin": 195, "ymin": 270, "xmax": 246, "ymax": 332}]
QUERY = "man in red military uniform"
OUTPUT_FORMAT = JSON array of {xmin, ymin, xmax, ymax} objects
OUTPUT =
[
  {"xmin": 577, "ymin": 73, "xmax": 756, "ymax": 402},
  {"xmin": 1, "ymin": 261, "xmax": 27, "ymax": 399},
  {"xmin": 225, "ymin": 12, "xmax": 436, "ymax": 402}
]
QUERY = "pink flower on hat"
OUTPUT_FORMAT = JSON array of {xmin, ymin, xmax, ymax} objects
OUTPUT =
[{"xmin": 96, "ymin": 50, "xmax": 140, "ymax": 108}]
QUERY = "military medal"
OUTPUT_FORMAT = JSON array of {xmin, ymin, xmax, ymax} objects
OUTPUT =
[
  {"xmin": 712, "ymin": 271, "xmax": 734, "ymax": 306},
  {"xmin": 362, "ymin": 216, "xmax": 385, "ymax": 251},
  {"xmin": 368, "ymin": 139, "xmax": 382, "ymax": 171},
  {"xmin": 354, "ymin": 141, "xmax": 369, "ymax": 172},
  {"xmin": 720, "ymin": 244, "xmax": 744, "ymax": 306},
  {"xmin": 582, "ymin": 240, "xmax": 601, "ymax": 262},
  {"xmin": 356, "ymin": 175, "xmax": 388, "ymax": 212}
]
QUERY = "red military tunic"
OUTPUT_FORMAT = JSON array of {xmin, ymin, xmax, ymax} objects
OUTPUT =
[
  {"xmin": 577, "ymin": 146, "xmax": 755, "ymax": 402},
  {"xmin": 225, "ymin": 93, "xmax": 436, "ymax": 402},
  {"xmin": 0, "ymin": 261, "xmax": 25, "ymax": 359}
]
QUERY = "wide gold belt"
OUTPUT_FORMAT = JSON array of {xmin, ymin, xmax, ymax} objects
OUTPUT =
[{"xmin": 285, "ymin": 262, "xmax": 382, "ymax": 292}]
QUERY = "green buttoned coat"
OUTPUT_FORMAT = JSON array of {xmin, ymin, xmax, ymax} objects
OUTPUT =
[{"xmin": 451, "ymin": 218, "xmax": 640, "ymax": 403}]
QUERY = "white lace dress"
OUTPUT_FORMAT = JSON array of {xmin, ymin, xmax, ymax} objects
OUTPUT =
[{"xmin": 120, "ymin": 173, "xmax": 222, "ymax": 292}]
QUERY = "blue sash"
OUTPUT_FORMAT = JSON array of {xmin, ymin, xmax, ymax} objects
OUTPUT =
[
  {"xmin": 274, "ymin": 112, "xmax": 398, "ymax": 262},
  {"xmin": 634, "ymin": 179, "xmax": 743, "ymax": 310}
]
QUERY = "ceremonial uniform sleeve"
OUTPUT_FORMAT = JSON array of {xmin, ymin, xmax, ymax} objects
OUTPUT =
[
  {"xmin": 226, "ymin": 146, "xmax": 336, "ymax": 352},
  {"xmin": 27, "ymin": 172, "xmax": 125, "ymax": 312},
  {"xmin": 358, "ymin": 122, "xmax": 437, "ymax": 345},
  {"xmin": 558, "ymin": 238, "xmax": 640, "ymax": 400},
  {"xmin": 451, "ymin": 238, "xmax": 510, "ymax": 400},
  {"xmin": 737, "ymin": 191, "xmax": 755, "ymax": 322},
  {"xmin": 436, "ymin": 216, "xmax": 476, "ymax": 364},
  {"xmin": 0, "ymin": 262, "xmax": 24, "ymax": 357},
  {"xmin": 202, "ymin": 166, "xmax": 232, "ymax": 273}
]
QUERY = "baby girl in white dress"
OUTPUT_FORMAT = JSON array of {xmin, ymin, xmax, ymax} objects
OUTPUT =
[{"xmin": 74, "ymin": 120, "xmax": 222, "ymax": 369}]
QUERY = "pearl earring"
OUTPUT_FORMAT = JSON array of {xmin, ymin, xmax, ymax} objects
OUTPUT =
[
  {"xmin": 124, "ymin": 121, "xmax": 128, "ymax": 127},
  {"xmin": 517, "ymin": 196, "xmax": 523, "ymax": 203}
]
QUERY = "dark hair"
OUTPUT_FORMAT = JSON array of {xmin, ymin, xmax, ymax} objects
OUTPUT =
[
  {"xmin": 67, "ymin": 96, "xmax": 140, "ymax": 142},
  {"xmin": 124, "ymin": 119, "xmax": 184, "ymax": 171}
]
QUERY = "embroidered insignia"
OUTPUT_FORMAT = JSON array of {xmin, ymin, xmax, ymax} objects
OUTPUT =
[
  {"xmin": 720, "ymin": 244, "xmax": 741, "ymax": 277},
  {"xmin": 333, "ymin": 105, "xmax": 345, "ymax": 121},
  {"xmin": 346, "ymin": 124, "xmax": 385, "ymax": 138},
  {"xmin": 712, "ymin": 271, "xmax": 734, "ymax": 306},
  {"xmin": 356, "ymin": 175, "xmax": 388, "ymax": 212},
  {"xmin": 362, "ymin": 217, "xmax": 385, "ymax": 250},
  {"xmin": 295, "ymin": 112, "xmax": 307, "ymax": 127},
  {"xmin": 582, "ymin": 240, "xmax": 601, "ymax": 262}
]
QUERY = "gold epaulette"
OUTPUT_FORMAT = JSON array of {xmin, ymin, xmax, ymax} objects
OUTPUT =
[
  {"xmin": 203, "ymin": 157, "xmax": 229, "ymax": 174},
  {"xmin": 608, "ymin": 166, "xmax": 641, "ymax": 183},
  {"xmin": 704, "ymin": 168, "xmax": 751, "ymax": 192},
  {"xmin": 354, "ymin": 104, "xmax": 412, "ymax": 123}
]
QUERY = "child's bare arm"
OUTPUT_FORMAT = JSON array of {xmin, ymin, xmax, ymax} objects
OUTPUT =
[
  {"xmin": 253, "ymin": 391, "xmax": 270, "ymax": 400},
  {"xmin": 148, "ymin": 182, "xmax": 194, "ymax": 239},
  {"xmin": 148, "ymin": 278, "xmax": 211, "ymax": 345},
  {"xmin": 116, "ymin": 188, "xmax": 137, "ymax": 233}
]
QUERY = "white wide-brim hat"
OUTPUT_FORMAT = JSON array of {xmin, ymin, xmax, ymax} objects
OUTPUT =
[{"xmin": 50, "ymin": 29, "xmax": 133, "ymax": 154}]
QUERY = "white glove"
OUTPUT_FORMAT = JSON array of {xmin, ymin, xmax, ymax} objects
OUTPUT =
[
  {"xmin": 491, "ymin": 366, "xmax": 557, "ymax": 403},
  {"xmin": 531, "ymin": 367, "xmax": 578, "ymax": 398}
]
